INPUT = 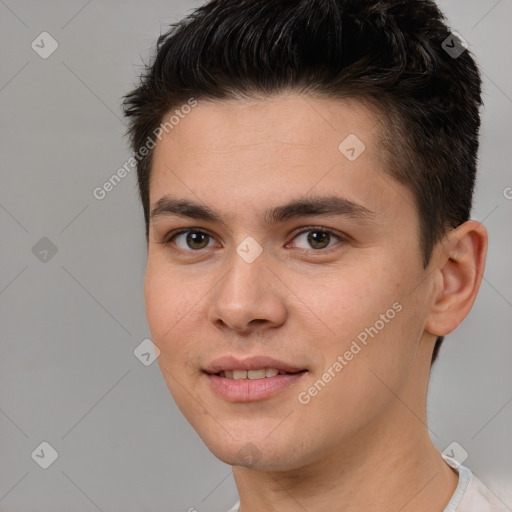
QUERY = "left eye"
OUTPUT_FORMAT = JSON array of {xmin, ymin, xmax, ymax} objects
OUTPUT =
[{"xmin": 289, "ymin": 228, "xmax": 343, "ymax": 250}]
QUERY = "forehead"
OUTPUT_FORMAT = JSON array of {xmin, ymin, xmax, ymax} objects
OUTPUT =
[
  {"xmin": 149, "ymin": 93, "xmax": 415, "ymax": 226},
  {"xmin": 153, "ymin": 94, "xmax": 383, "ymax": 162}
]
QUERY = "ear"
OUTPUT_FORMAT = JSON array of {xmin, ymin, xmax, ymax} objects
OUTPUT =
[{"xmin": 425, "ymin": 221, "xmax": 488, "ymax": 337}]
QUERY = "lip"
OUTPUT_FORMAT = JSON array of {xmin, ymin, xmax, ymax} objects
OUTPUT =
[
  {"xmin": 205, "ymin": 372, "xmax": 308, "ymax": 402},
  {"xmin": 203, "ymin": 355, "xmax": 308, "ymax": 402},
  {"xmin": 203, "ymin": 355, "xmax": 307, "ymax": 374}
]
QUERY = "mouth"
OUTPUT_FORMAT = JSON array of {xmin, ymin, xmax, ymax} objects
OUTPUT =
[
  {"xmin": 203, "ymin": 354, "xmax": 308, "ymax": 375},
  {"xmin": 203, "ymin": 355, "xmax": 309, "ymax": 402},
  {"xmin": 214, "ymin": 368, "xmax": 308, "ymax": 379}
]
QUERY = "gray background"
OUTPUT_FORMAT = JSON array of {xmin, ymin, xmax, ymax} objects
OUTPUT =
[{"xmin": 0, "ymin": 1, "xmax": 511, "ymax": 510}]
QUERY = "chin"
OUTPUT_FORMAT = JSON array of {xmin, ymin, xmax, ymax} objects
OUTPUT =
[{"xmin": 198, "ymin": 430, "xmax": 305, "ymax": 471}]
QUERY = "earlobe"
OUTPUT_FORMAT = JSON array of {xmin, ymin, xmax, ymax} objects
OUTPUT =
[{"xmin": 425, "ymin": 221, "xmax": 488, "ymax": 337}]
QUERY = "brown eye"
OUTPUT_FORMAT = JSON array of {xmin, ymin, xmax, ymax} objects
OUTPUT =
[
  {"xmin": 290, "ymin": 228, "xmax": 343, "ymax": 251},
  {"xmin": 186, "ymin": 231, "xmax": 210, "ymax": 249},
  {"xmin": 169, "ymin": 230, "xmax": 214, "ymax": 250},
  {"xmin": 307, "ymin": 231, "xmax": 331, "ymax": 249}
]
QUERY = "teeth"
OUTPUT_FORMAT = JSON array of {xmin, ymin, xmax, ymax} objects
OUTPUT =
[
  {"xmin": 248, "ymin": 369, "xmax": 266, "ymax": 379},
  {"xmin": 219, "ymin": 368, "xmax": 283, "ymax": 380}
]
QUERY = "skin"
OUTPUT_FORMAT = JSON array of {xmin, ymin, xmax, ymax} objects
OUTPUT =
[{"xmin": 144, "ymin": 93, "xmax": 487, "ymax": 512}]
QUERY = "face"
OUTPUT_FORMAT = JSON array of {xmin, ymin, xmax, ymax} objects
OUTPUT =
[{"xmin": 144, "ymin": 93, "xmax": 436, "ymax": 471}]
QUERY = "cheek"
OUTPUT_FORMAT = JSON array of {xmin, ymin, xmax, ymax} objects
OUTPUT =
[
  {"xmin": 294, "ymin": 260, "xmax": 399, "ymax": 337},
  {"xmin": 144, "ymin": 270, "xmax": 174, "ymax": 342},
  {"xmin": 293, "ymin": 256, "xmax": 418, "ymax": 382},
  {"xmin": 143, "ymin": 265, "xmax": 199, "ymax": 356},
  {"xmin": 144, "ymin": 267, "xmax": 202, "ymax": 409}
]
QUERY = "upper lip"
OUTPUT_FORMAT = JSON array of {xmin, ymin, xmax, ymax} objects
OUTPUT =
[{"xmin": 203, "ymin": 355, "xmax": 308, "ymax": 374}]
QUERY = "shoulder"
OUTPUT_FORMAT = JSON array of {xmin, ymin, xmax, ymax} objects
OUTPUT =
[
  {"xmin": 226, "ymin": 500, "xmax": 240, "ymax": 512},
  {"xmin": 444, "ymin": 463, "xmax": 511, "ymax": 512}
]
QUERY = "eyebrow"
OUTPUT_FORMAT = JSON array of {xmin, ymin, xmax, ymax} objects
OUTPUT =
[{"xmin": 149, "ymin": 195, "xmax": 376, "ymax": 225}]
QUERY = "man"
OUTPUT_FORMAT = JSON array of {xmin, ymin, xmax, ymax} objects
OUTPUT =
[{"xmin": 122, "ymin": 0, "xmax": 508, "ymax": 510}]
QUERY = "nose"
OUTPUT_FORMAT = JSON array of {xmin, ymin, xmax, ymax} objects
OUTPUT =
[{"xmin": 207, "ymin": 247, "xmax": 287, "ymax": 335}]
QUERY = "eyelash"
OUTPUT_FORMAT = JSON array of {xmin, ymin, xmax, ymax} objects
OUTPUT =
[{"xmin": 160, "ymin": 226, "xmax": 346, "ymax": 253}]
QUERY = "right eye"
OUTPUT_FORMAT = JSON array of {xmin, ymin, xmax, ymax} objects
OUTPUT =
[{"xmin": 164, "ymin": 229, "xmax": 217, "ymax": 251}]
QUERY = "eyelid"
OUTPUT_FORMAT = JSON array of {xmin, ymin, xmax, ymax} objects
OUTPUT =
[
  {"xmin": 160, "ymin": 227, "xmax": 218, "ymax": 247},
  {"xmin": 162, "ymin": 227, "xmax": 200, "ymax": 244},
  {"xmin": 286, "ymin": 225, "xmax": 346, "ymax": 250}
]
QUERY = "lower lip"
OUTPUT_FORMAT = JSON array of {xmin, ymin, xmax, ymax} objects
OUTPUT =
[{"xmin": 206, "ymin": 372, "xmax": 307, "ymax": 402}]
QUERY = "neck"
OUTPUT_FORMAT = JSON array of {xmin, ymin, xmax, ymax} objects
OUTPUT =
[
  {"xmin": 233, "ymin": 419, "xmax": 458, "ymax": 512},
  {"xmin": 232, "ymin": 346, "xmax": 459, "ymax": 512}
]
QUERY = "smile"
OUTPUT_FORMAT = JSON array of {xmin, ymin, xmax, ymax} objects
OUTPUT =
[{"xmin": 217, "ymin": 368, "xmax": 303, "ymax": 379}]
